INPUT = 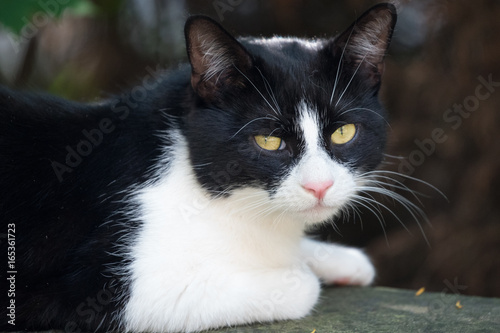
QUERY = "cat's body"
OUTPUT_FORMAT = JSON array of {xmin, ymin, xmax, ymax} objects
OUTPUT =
[{"xmin": 1, "ymin": 4, "xmax": 396, "ymax": 332}]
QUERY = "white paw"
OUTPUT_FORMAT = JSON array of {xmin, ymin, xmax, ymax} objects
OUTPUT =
[{"xmin": 302, "ymin": 241, "xmax": 375, "ymax": 286}]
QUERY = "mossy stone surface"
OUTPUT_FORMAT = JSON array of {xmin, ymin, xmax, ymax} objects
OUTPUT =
[
  {"xmin": 7, "ymin": 287, "xmax": 500, "ymax": 332},
  {"xmin": 212, "ymin": 286, "xmax": 500, "ymax": 333}
]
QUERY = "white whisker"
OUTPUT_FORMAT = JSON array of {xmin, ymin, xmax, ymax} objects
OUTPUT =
[
  {"xmin": 360, "ymin": 175, "xmax": 426, "ymax": 206},
  {"xmin": 337, "ymin": 107, "xmax": 390, "ymax": 126},
  {"xmin": 360, "ymin": 187, "xmax": 427, "ymax": 222},
  {"xmin": 330, "ymin": 27, "xmax": 355, "ymax": 105},
  {"xmin": 383, "ymin": 153, "xmax": 406, "ymax": 160},
  {"xmin": 335, "ymin": 53, "xmax": 368, "ymax": 108},
  {"xmin": 349, "ymin": 196, "xmax": 390, "ymax": 246},
  {"xmin": 328, "ymin": 216, "xmax": 344, "ymax": 236},
  {"xmin": 230, "ymin": 116, "xmax": 277, "ymax": 140},
  {"xmin": 350, "ymin": 196, "xmax": 387, "ymax": 227},
  {"xmin": 358, "ymin": 193, "xmax": 411, "ymax": 234},
  {"xmin": 361, "ymin": 170, "xmax": 448, "ymax": 201},
  {"xmin": 339, "ymin": 168, "xmax": 449, "ymax": 247},
  {"xmin": 271, "ymin": 206, "xmax": 293, "ymax": 230},
  {"xmin": 234, "ymin": 66, "xmax": 281, "ymax": 117},
  {"xmin": 192, "ymin": 162, "xmax": 213, "ymax": 170},
  {"xmin": 256, "ymin": 67, "xmax": 282, "ymax": 115}
]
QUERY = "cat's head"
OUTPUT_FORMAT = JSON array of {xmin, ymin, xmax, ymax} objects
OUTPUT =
[{"xmin": 182, "ymin": 4, "xmax": 396, "ymax": 225}]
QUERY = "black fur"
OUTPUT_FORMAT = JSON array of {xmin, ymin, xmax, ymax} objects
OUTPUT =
[{"xmin": 1, "ymin": 4, "xmax": 395, "ymax": 331}]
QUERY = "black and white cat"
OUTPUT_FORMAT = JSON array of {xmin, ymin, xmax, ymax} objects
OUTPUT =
[{"xmin": 1, "ymin": 3, "xmax": 397, "ymax": 332}]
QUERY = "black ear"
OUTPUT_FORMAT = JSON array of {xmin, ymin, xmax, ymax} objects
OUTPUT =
[
  {"xmin": 331, "ymin": 3, "xmax": 397, "ymax": 85},
  {"xmin": 184, "ymin": 15, "xmax": 253, "ymax": 100}
]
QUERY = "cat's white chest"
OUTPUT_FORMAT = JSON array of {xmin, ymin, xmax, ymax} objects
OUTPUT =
[
  {"xmin": 120, "ymin": 136, "xmax": 374, "ymax": 332},
  {"xmin": 121, "ymin": 141, "xmax": 316, "ymax": 332}
]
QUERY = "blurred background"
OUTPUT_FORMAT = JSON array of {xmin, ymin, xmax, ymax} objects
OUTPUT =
[{"xmin": 0, "ymin": 0, "xmax": 498, "ymax": 298}]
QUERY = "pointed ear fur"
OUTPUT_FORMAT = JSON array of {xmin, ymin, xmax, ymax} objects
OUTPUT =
[
  {"xmin": 333, "ymin": 3, "xmax": 397, "ymax": 81},
  {"xmin": 184, "ymin": 16, "xmax": 253, "ymax": 100}
]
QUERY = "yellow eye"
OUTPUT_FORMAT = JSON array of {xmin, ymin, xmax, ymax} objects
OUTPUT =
[
  {"xmin": 331, "ymin": 124, "xmax": 356, "ymax": 145},
  {"xmin": 254, "ymin": 135, "xmax": 284, "ymax": 151}
]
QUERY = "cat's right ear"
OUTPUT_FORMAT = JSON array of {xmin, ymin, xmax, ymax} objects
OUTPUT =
[{"xmin": 184, "ymin": 16, "xmax": 253, "ymax": 100}]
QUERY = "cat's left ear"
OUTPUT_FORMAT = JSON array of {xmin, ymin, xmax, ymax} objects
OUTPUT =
[
  {"xmin": 185, "ymin": 16, "xmax": 253, "ymax": 100},
  {"xmin": 328, "ymin": 3, "xmax": 397, "ymax": 86}
]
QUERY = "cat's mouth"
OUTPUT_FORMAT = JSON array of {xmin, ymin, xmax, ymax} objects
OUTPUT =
[
  {"xmin": 305, "ymin": 201, "xmax": 327, "ymax": 211},
  {"xmin": 299, "ymin": 201, "xmax": 338, "ymax": 222}
]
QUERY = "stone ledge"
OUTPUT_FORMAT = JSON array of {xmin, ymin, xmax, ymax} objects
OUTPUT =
[
  {"xmin": 213, "ymin": 286, "xmax": 500, "ymax": 332},
  {"xmin": 6, "ymin": 287, "xmax": 500, "ymax": 332}
]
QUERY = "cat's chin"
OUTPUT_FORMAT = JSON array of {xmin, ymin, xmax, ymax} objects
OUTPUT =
[{"xmin": 296, "ymin": 204, "xmax": 339, "ymax": 225}]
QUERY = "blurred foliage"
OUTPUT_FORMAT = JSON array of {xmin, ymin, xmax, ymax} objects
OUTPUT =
[
  {"xmin": 48, "ymin": 64, "xmax": 101, "ymax": 100},
  {"xmin": 0, "ymin": 0, "xmax": 132, "ymax": 100},
  {"xmin": 0, "ymin": 0, "xmax": 99, "ymax": 34}
]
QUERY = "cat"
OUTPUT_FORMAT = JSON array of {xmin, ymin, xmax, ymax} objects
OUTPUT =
[{"xmin": 0, "ymin": 3, "xmax": 396, "ymax": 332}]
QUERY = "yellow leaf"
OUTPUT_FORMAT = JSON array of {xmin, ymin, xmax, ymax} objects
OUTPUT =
[{"xmin": 415, "ymin": 287, "xmax": 425, "ymax": 296}]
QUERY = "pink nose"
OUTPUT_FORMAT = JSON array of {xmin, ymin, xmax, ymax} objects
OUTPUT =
[{"xmin": 302, "ymin": 180, "xmax": 334, "ymax": 200}]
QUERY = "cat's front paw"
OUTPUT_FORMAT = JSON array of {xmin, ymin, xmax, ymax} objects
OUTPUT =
[
  {"xmin": 322, "ymin": 247, "xmax": 375, "ymax": 286},
  {"xmin": 302, "ymin": 240, "xmax": 375, "ymax": 286}
]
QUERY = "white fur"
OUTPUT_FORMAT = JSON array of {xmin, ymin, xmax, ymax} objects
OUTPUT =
[
  {"xmin": 301, "ymin": 238, "xmax": 375, "ymax": 285},
  {"xmin": 273, "ymin": 102, "xmax": 359, "ymax": 224},
  {"xmin": 122, "ymin": 108, "xmax": 375, "ymax": 331}
]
